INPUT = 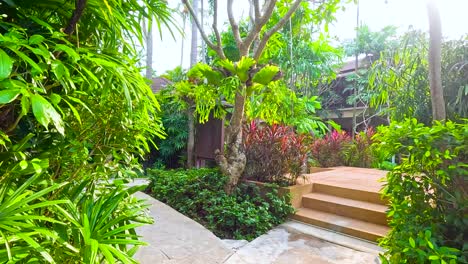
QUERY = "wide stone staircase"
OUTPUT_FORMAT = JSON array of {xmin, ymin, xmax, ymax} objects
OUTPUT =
[{"xmin": 291, "ymin": 167, "xmax": 390, "ymax": 242}]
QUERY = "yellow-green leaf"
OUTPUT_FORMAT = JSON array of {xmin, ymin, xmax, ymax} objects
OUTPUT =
[
  {"xmin": 0, "ymin": 48, "xmax": 13, "ymax": 80},
  {"xmin": 0, "ymin": 89, "xmax": 21, "ymax": 104},
  {"xmin": 31, "ymin": 94, "xmax": 64, "ymax": 135}
]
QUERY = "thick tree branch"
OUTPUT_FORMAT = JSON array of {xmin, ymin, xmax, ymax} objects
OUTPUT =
[
  {"xmin": 227, "ymin": 0, "xmax": 244, "ymax": 54},
  {"xmin": 253, "ymin": 0, "xmax": 260, "ymax": 20},
  {"xmin": 182, "ymin": 0, "xmax": 226, "ymax": 59},
  {"xmin": 253, "ymin": 0, "xmax": 302, "ymax": 60},
  {"xmin": 212, "ymin": 0, "xmax": 225, "ymax": 60},
  {"xmin": 64, "ymin": 0, "xmax": 87, "ymax": 35},
  {"xmin": 427, "ymin": 0, "xmax": 446, "ymax": 120},
  {"xmin": 243, "ymin": 0, "xmax": 277, "ymax": 55}
]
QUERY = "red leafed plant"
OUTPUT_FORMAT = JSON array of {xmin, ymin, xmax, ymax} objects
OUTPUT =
[
  {"xmin": 310, "ymin": 128, "xmax": 376, "ymax": 168},
  {"xmin": 243, "ymin": 120, "xmax": 310, "ymax": 186},
  {"xmin": 344, "ymin": 128, "xmax": 376, "ymax": 168},
  {"xmin": 310, "ymin": 130, "xmax": 351, "ymax": 167}
]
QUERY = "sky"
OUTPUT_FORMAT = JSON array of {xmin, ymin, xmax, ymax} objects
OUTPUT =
[{"xmin": 150, "ymin": 0, "xmax": 468, "ymax": 75}]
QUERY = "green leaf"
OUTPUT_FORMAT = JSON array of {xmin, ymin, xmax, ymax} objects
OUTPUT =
[
  {"xmin": 54, "ymin": 44, "xmax": 80, "ymax": 62},
  {"xmin": 409, "ymin": 237, "xmax": 416, "ymax": 248},
  {"xmin": 0, "ymin": 48, "xmax": 13, "ymax": 80},
  {"xmin": 10, "ymin": 49, "xmax": 43, "ymax": 74},
  {"xmin": 20, "ymin": 94, "xmax": 30, "ymax": 116},
  {"xmin": 217, "ymin": 59, "xmax": 236, "ymax": 74},
  {"xmin": 63, "ymin": 98, "xmax": 82, "ymax": 125},
  {"xmin": 31, "ymin": 94, "xmax": 64, "ymax": 135},
  {"xmin": 51, "ymin": 61, "xmax": 66, "ymax": 80},
  {"xmin": 0, "ymin": 89, "xmax": 21, "ymax": 104},
  {"xmin": 252, "ymin": 65, "xmax": 279, "ymax": 85},
  {"xmin": 29, "ymin": 35, "xmax": 45, "ymax": 45},
  {"xmin": 236, "ymin": 57, "xmax": 255, "ymax": 82},
  {"xmin": 428, "ymin": 255, "xmax": 439, "ymax": 260}
]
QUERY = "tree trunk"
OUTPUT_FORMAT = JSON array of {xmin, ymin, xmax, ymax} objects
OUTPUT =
[
  {"xmin": 186, "ymin": 0, "xmax": 199, "ymax": 168},
  {"xmin": 180, "ymin": 14, "xmax": 186, "ymax": 67},
  {"xmin": 215, "ymin": 90, "xmax": 247, "ymax": 194},
  {"xmin": 145, "ymin": 19, "xmax": 153, "ymax": 79},
  {"xmin": 190, "ymin": 0, "xmax": 199, "ymax": 67},
  {"xmin": 427, "ymin": 0, "xmax": 446, "ymax": 121},
  {"xmin": 186, "ymin": 107, "xmax": 195, "ymax": 168}
]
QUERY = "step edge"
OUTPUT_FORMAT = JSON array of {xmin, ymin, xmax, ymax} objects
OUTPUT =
[
  {"xmin": 302, "ymin": 193, "xmax": 388, "ymax": 213},
  {"xmin": 294, "ymin": 208, "xmax": 390, "ymax": 236}
]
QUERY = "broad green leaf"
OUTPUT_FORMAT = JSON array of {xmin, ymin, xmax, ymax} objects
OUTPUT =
[
  {"xmin": 16, "ymin": 233, "xmax": 56, "ymax": 263},
  {"xmin": 252, "ymin": 65, "xmax": 279, "ymax": 85},
  {"xmin": 29, "ymin": 35, "xmax": 45, "ymax": 45},
  {"xmin": 10, "ymin": 49, "xmax": 43, "ymax": 74},
  {"xmin": 0, "ymin": 89, "xmax": 21, "ymax": 104},
  {"xmin": 31, "ymin": 94, "xmax": 64, "ymax": 135},
  {"xmin": 409, "ymin": 237, "xmax": 415, "ymax": 248},
  {"xmin": 51, "ymin": 61, "xmax": 66, "ymax": 80},
  {"xmin": 54, "ymin": 44, "xmax": 80, "ymax": 62},
  {"xmin": 63, "ymin": 98, "xmax": 82, "ymax": 125},
  {"xmin": 236, "ymin": 57, "xmax": 256, "ymax": 82},
  {"xmin": 0, "ymin": 48, "xmax": 13, "ymax": 80},
  {"xmin": 217, "ymin": 59, "xmax": 236, "ymax": 74}
]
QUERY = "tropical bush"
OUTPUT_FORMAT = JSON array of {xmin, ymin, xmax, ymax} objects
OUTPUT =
[
  {"xmin": 309, "ymin": 129, "xmax": 382, "ymax": 169},
  {"xmin": 310, "ymin": 130, "xmax": 351, "ymax": 167},
  {"xmin": 344, "ymin": 128, "xmax": 376, "ymax": 168},
  {"xmin": 375, "ymin": 119, "xmax": 467, "ymax": 263},
  {"xmin": 0, "ymin": 0, "xmax": 173, "ymax": 262},
  {"xmin": 144, "ymin": 88, "xmax": 188, "ymax": 169},
  {"xmin": 147, "ymin": 168, "xmax": 295, "ymax": 241},
  {"xmin": 243, "ymin": 120, "xmax": 310, "ymax": 186}
]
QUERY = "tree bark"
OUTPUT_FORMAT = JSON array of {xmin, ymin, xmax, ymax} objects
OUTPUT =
[
  {"xmin": 190, "ymin": 0, "xmax": 199, "ymax": 67},
  {"xmin": 215, "ymin": 90, "xmax": 247, "ymax": 193},
  {"xmin": 145, "ymin": 20, "xmax": 153, "ymax": 79},
  {"xmin": 427, "ymin": 0, "xmax": 446, "ymax": 121},
  {"xmin": 186, "ymin": 107, "xmax": 195, "ymax": 168}
]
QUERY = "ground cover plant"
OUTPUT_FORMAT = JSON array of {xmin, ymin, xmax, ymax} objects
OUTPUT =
[
  {"xmin": 375, "ymin": 119, "xmax": 467, "ymax": 263},
  {"xmin": 0, "ymin": 0, "xmax": 174, "ymax": 262},
  {"xmin": 147, "ymin": 168, "xmax": 295, "ymax": 241}
]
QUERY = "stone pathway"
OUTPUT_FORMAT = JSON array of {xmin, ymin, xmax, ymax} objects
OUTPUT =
[
  {"xmin": 130, "ymin": 179, "xmax": 381, "ymax": 264},
  {"xmin": 134, "ymin": 191, "xmax": 233, "ymax": 263},
  {"xmin": 224, "ymin": 223, "xmax": 381, "ymax": 264}
]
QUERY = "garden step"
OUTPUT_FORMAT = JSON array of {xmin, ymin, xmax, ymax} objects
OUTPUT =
[
  {"xmin": 292, "ymin": 208, "xmax": 390, "ymax": 242},
  {"xmin": 312, "ymin": 182, "xmax": 387, "ymax": 205},
  {"xmin": 302, "ymin": 193, "xmax": 388, "ymax": 225}
]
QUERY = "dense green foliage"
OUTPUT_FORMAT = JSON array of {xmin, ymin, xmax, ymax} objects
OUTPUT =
[
  {"xmin": 369, "ymin": 32, "xmax": 468, "ymax": 124},
  {"xmin": 172, "ymin": 57, "xmax": 328, "ymax": 134},
  {"xmin": 144, "ymin": 87, "xmax": 188, "ymax": 169},
  {"xmin": 0, "ymin": 0, "xmax": 174, "ymax": 262},
  {"xmin": 147, "ymin": 168, "xmax": 295, "ymax": 240},
  {"xmin": 375, "ymin": 119, "xmax": 467, "ymax": 263}
]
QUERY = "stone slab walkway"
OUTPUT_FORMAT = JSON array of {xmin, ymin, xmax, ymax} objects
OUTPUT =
[
  {"xmin": 134, "ymin": 191, "xmax": 233, "ymax": 263},
  {"xmin": 224, "ymin": 223, "xmax": 381, "ymax": 264},
  {"xmin": 130, "ymin": 179, "xmax": 382, "ymax": 264}
]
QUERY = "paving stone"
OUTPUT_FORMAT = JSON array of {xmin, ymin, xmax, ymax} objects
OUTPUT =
[{"xmin": 133, "ymin": 192, "xmax": 232, "ymax": 263}]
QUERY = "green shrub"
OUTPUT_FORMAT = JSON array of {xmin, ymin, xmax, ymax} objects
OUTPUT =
[
  {"xmin": 147, "ymin": 168, "xmax": 295, "ymax": 241},
  {"xmin": 375, "ymin": 119, "xmax": 467, "ymax": 263}
]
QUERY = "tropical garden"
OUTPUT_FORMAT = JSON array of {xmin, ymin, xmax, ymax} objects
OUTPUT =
[{"xmin": 0, "ymin": 0, "xmax": 466, "ymax": 263}]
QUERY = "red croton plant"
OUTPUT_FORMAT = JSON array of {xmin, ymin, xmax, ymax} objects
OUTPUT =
[{"xmin": 243, "ymin": 120, "xmax": 310, "ymax": 186}]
